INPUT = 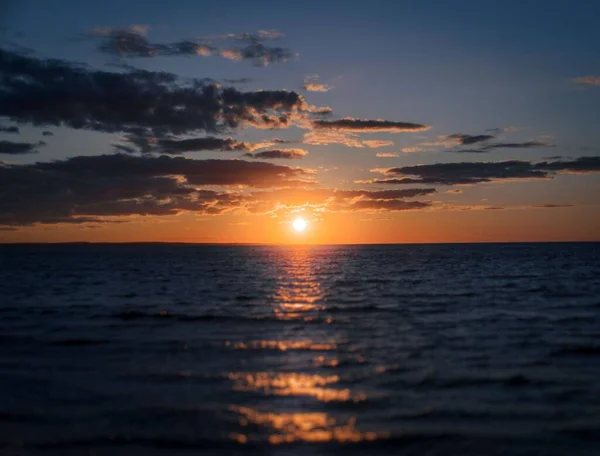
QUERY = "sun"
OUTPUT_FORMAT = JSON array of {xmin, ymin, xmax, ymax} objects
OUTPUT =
[{"xmin": 292, "ymin": 217, "xmax": 308, "ymax": 232}]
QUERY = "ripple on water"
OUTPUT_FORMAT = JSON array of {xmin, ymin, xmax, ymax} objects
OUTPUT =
[{"xmin": 229, "ymin": 406, "xmax": 387, "ymax": 445}]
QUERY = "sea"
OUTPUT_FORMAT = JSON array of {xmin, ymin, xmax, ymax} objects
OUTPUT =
[{"xmin": 1, "ymin": 242, "xmax": 599, "ymax": 455}]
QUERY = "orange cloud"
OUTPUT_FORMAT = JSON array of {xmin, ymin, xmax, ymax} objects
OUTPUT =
[
  {"xmin": 363, "ymin": 140, "xmax": 394, "ymax": 148},
  {"xmin": 304, "ymin": 83, "xmax": 331, "ymax": 92},
  {"xmin": 572, "ymin": 76, "xmax": 600, "ymax": 86}
]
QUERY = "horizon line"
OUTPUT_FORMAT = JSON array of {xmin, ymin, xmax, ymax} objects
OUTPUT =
[{"xmin": 1, "ymin": 240, "xmax": 598, "ymax": 247}]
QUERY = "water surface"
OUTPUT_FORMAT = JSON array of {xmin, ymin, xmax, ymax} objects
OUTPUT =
[{"xmin": 1, "ymin": 243, "xmax": 599, "ymax": 455}]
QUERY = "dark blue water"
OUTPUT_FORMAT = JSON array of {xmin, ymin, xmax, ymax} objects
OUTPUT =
[{"xmin": 1, "ymin": 243, "xmax": 599, "ymax": 455}]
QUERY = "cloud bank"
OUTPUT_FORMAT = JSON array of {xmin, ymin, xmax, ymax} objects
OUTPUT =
[
  {"xmin": 368, "ymin": 157, "xmax": 600, "ymax": 185},
  {"xmin": 0, "ymin": 140, "xmax": 45, "ymax": 155},
  {"xmin": 0, "ymin": 153, "xmax": 437, "ymax": 226},
  {"xmin": 91, "ymin": 26, "xmax": 294, "ymax": 66},
  {"xmin": 245, "ymin": 149, "xmax": 308, "ymax": 159},
  {"xmin": 0, "ymin": 49, "xmax": 325, "ymax": 138},
  {"xmin": 313, "ymin": 118, "xmax": 430, "ymax": 133}
]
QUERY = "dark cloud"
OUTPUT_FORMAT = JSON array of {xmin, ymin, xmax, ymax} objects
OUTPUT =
[
  {"xmin": 243, "ymin": 187, "xmax": 435, "ymax": 214},
  {"xmin": 369, "ymin": 157, "xmax": 600, "ymax": 185},
  {"xmin": 455, "ymin": 141, "xmax": 554, "ymax": 153},
  {"xmin": 224, "ymin": 78, "xmax": 253, "ymax": 84},
  {"xmin": 0, "ymin": 139, "xmax": 44, "ymax": 155},
  {"xmin": 535, "ymin": 156, "xmax": 600, "ymax": 173},
  {"xmin": 0, "ymin": 49, "xmax": 321, "ymax": 137},
  {"xmin": 0, "ymin": 125, "xmax": 19, "ymax": 134},
  {"xmin": 0, "ymin": 153, "xmax": 438, "ymax": 226},
  {"xmin": 112, "ymin": 144, "xmax": 138, "ymax": 154},
  {"xmin": 33, "ymin": 154, "xmax": 311, "ymax": 187},
  {"xmin": 0, "ymin": 153, "xmax": 313, "ymax": 226},
  {"xmin": 313, "ymin": 118, "xmax": 430, "ymax": 133},
  {"xmin": 246, "ymin": 149, "xmax": 307, "ymax": 159},
  {"xmin": 447, "ymin": 134, "xmax": 495, "ymax": 145},
  {"xmin": 249, "ymin": 187, "xmax": 435, "ymax": 203},
  {"xmin": 116, "ymin": 135, "xmax": 286, "ymax": 155},
  {"xmin": 95, "ymin": 28, "xmax": 159, "ymax": 57},
  {"xmin": 349, "ymin": 200, "xmax": 431, "ymax": 211},
  {"xmin": 359, "ymin": 188, "xmax": 436, "ymax": 199},
  {"xmin": 42, "ymin": 131, "xmax": 54, "ymax": 136},
  {"xmin": 157, "ymin": 137, "xmax": 249, "ymax": 154},
  {"xmin": 91, "ymin": 27, "xmax": 293, "ymax": 66},
  {"xmin": 533, "ymin": 204, "xmax": 574, "ymax": 208}
]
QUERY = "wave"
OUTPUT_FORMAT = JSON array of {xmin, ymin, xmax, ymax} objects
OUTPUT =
[
  {"xmin": 29, "ymin": 436, "xmax": 237, "ymax": 451},
  {"xmin": 326, "ymin": 304, "xmax": 386, "ymax": 313},
  {"xmin": 51, "ymin": 338, "xmax": 108, "ymax": 346},
  {"xmin": 385, "ymin": 372, "xmax": 549, "ymax": 389},
  {"xmin": 109, "ymin": 310, "xmax": 330, "ymax": 324},
  {"xmin": 551, "ymin": 344, "xmax": 600, "ymax": 356}
]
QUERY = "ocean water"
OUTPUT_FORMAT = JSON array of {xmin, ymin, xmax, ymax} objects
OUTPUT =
[{"xmin": 1, "ymin": 243, "xmax": 599, "ymax": 455}]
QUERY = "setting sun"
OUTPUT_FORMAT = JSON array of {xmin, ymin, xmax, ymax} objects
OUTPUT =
[{"xmin": 292, "ymin": 217, "xmax": 308, "ymax": 232}]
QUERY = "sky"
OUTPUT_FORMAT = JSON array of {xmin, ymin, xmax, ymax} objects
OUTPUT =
[{"xmin": 0, "ymin": 0, "xmax": 599, "ymax": 243}]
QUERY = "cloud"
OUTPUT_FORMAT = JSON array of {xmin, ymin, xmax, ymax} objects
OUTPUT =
[
  {"xmin": 400, "ymin": 133, "xmax": 488, "ymax": 152},
  {"xmin": 34, "ymin": 154, "xmax": 312, "ymax": 187},
  {"xmin": 366, "ymin": 157, "xmax": 600, "ymax": 185},
  {"xmin": 302, "ymin": 132, "xmax": 395, "ymax": 149},
  {"xmin": 303, "ymin": 75, "xmax": 333, "ymax": 93},
  {"xmin": 362, "ymin": 140, "xmax": 394, "ymax": 148},
  {"xmin": 446, "ymin": 134, "xmax": 495, "ymax": 145},
  {"xmin": 0, "ymin": 49, "xmax": 323, "ymax": 137},
  {"xmin": 313, "ymin": 118, "xmax": 430, "ymax": 133},
  {"xmin": 42, "ymin": 131, "xmax": 54, "ymax": 136},
  {"xmin": 115, "ymin": 135, "xmax": 288, "ymax": 154},
  {"xmin": 91, "ymin": 24, "xmax": 150, "ymax": 36},
  {"xmin": 401, "ymin": 131, "xmax": 547, "ymax": 154},
  {"xmin": 376, "ymin": 152, "xmax": 399, "ymax": 158},
  {"xmin": 401, "ymin": 147, "xmax": 435, "ymax": 153},
  {"xmin": 572, "ymin": 76, "xmax": 600, "ymax": 86},
  {"xmin": 304, "ymin": 83, "xmax": 331, "ymax": 92},
  {"xmin": 534, "ymin": 156, "xmax": 600, "ymax": 173},
  {"xmin": 0, "ymin": 153, "xmax": 439, "ymax": 226},
  {"xmin": 91, "ymin": 26, "xmax": 294, "ymax": 66},
  {"xmin": 303, "ymin": 130, "xmax": 364, "ymax": 148},
  {"xmin": 0, "ymin": 125, "xmax": 19, "ymax": 134},
  {"xmin": 0, "ymin": 140, "xmax": 45, "ymax": 155},
  {"xmin": 455, "ymin": 141, "xmax": 554, "ymax": 153},
  {"xmin": 112, "ymin": 143, "xmax": 138, "ymax": 154},
  {"xmin": 349, "ymin": 199, "xmax": 430, "ymax": 211},
  {"xmin": 157, "ymin": 137, "xmax": 250, "ymax": 153},
  {"xmin": 223, "ymin": 78, "xmax": 253, "ymax": 84},
  {"xmin": 436, "ymin": 203, "xmax": 576, "ymax": 212},
  {"xmin": 0, "ymin": 153, "xmax": 315, "ymax": 226},
  {"xmin": 243, "ymin": 187, "xmax": 436, "ymax": 214},
  {"xmin": 245, "ymin": 149, "xmax": 308, "ymax": 159}
]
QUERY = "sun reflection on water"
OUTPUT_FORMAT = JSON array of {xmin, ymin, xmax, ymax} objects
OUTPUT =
[
  {"xmin": 272, "ymin": 248, "xmax": 325, "ymax": 321},
  {"xmin": 227, "ymin": 247, "xmax": 385, "ymax": 445},
  {"xmin": 229, "ymin": 406, "xmax": 388, "ymax": 445},
  {"xmin": 226, "ymin": 340, "xmax": 336, "ymax": 351},
  {"xmin": 227, "ymin": 371, "xmax": 366, "ymax": 402}
]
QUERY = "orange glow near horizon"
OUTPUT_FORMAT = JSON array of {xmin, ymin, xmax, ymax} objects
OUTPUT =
[{"xmin": 1, "ymin": 204, "xmax": 599, "ymax": 244}]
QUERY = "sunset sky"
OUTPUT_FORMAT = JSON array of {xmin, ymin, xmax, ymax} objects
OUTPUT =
[{"xmin": 1, "ymin": 0, "xmax": 599, "ymax": 243}]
